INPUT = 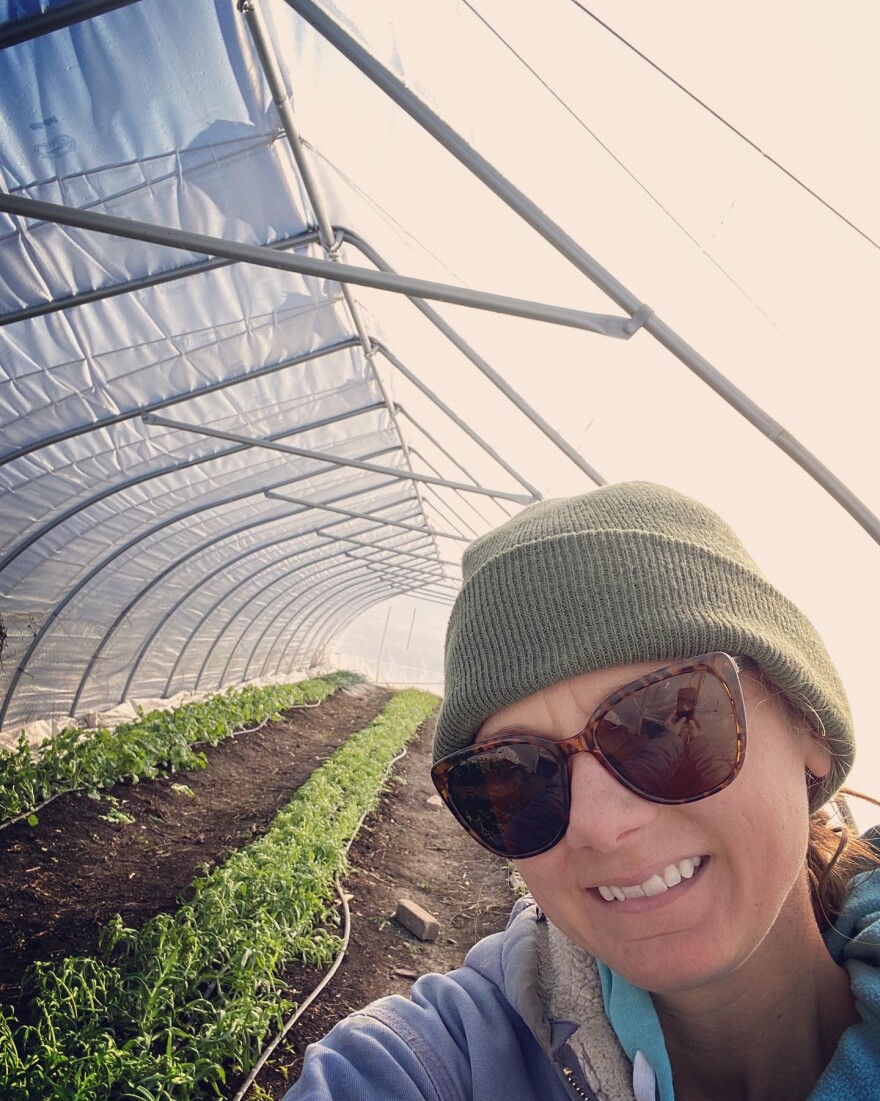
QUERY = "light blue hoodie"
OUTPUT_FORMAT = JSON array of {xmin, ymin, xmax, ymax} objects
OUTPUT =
[{"xmin": 285, "ymin": 872, "xmax": 880, "ymax": 1100}]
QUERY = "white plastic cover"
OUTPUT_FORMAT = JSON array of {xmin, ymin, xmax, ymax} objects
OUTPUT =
[{"xmin": 0, "ymin": 0, "xmax": 877, "ymax": 816}]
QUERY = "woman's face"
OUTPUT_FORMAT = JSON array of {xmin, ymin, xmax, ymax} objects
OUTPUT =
[{"xmin": 476, "ymin": 659, "xmax": 830, "ymax": 995}]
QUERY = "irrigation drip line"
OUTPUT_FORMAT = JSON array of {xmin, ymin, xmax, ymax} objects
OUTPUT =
[{"xmin": 234, "ymin": 744, "xmax": 410, "ymax": 1101}]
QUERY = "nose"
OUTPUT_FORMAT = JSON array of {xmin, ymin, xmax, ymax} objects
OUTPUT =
[{"xmin": 564, "ymin": 751, "xmax": 658, "ymax": 853}]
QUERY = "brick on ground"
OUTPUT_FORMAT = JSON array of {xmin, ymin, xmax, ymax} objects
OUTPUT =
[{"xmin": 395, "ymin": 898, "xmax": 439, "ymax": 942}]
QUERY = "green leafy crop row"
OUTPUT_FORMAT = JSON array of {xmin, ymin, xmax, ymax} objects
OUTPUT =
[
  {"xmin": 0, "ymin": 688, "xmax": 438, "ymax": 1100},
  {"xmin": 0, "ymin": 673, "xmax": 359, "ymax": 826}
]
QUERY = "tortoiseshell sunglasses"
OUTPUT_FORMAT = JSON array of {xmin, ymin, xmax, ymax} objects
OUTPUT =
[{"xmin": 431, "ymin": 653, "xmax": 747, "ymax": 859}]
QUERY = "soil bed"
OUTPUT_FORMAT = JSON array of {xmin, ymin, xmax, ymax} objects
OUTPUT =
[{"xmin": 0, "ymin": 685, "xmax": 393, "ymax": 996}]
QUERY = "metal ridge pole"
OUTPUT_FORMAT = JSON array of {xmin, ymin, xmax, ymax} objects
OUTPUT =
[
  {"xmin": 142, "ymin": 411, "xmax": 533, "ymax": 503},
  {"xmin": 283, "ymin": 0, "xmax": 641, "ymax": 311},
  {"xmin": 264, "ymin": 488, "xmax": 469, "ymax": 541},
  {"xmin": 0, "ymin": 193, "xmax": 632, "ymax": 336},
  {"xmin": 284, "ymin": 0, "xmax": 880, "ymax": 545}
]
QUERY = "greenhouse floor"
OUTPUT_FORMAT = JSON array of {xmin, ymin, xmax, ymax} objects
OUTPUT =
[
  {"xmin": 0, "ymin": 685, "xmax": 514, "ymax": 1098},
  {"xmin": 0, "ymin": 686, "xmax": 394, "ymax": 994}
]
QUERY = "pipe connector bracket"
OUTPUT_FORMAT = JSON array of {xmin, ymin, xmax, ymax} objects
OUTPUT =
[
  {"xmin": 624, "ymin": 303, "xmax": 654, "ymax": 335},
  {"xmin": 324, "ymin": 228, "xmax": 345, "ymax": 256}
]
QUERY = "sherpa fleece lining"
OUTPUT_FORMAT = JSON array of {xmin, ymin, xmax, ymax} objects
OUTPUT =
[{"xmin": 537, "ymin": 918, "xmax": 635, "ymax": 1101}]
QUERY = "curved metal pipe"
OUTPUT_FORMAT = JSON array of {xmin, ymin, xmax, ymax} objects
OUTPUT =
[
  {"xmin": 274, "ymin": 559, "xmax": 427, "ymax": 676},
  {"xmin": 273, "ymin": 572, "xmax": 403, "ymax": 678},
  {"xmin": 199, "ymin": 525, "xmax": 428, "ymax": 691},
  {"xmin": 72, "ymin": 478, "xmax": 405, "ymax": 713},
  {"xmin": 0, "ymin": 0, "xmax": 144, "ymax": 49},
  {"xmin": 0, "ymin": 444, "xmax": 400, "ymax": 727},
  {"xmin": 237, "ymin": 563, "xmax": 389, "ymax": 682},
  {"xmin": 116, "ymin": 475, "xmax": 403, "ymax": 703},
  {"xmin": 159, "ymin": 539, "xmax": 343, "ymax": 698},
  {"xmin": 227, "ymin": 563, "xmax": 390, "ymax": 688},
  {"xmin": 164, "ymin": 511, "xmax": 422, "ymax": 696},
  {"xmin": 241, "ymin": 542, "xmax": 420, "ymax": 682},
  {"xmin": 0, "ymin": 309, "xmax": 349, "ymax": 469},
  {"xmin": 0, "ymin": 389, "xmax": 381, "ymax": 579},
  {"xmin": 292, "ymin": 565, "xmax": 437, "ymax": 675},
  {"xmin": 213, "ymin": 519, "xmax": 424, "ymax": 688},
  {"xmin": 0, "ymin": 228, "xmax": 321, "ymax": 327},
  {"xmin": 296, "ymin": 585, "xmax": 410, "ymax": 680}
]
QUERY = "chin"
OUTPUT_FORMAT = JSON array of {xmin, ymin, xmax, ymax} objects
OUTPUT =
[{"xmin": 605, "ymin": 941, "xmax": 747, "ymax": 997}]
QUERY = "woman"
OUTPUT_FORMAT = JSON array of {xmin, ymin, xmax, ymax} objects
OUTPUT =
[{"xmin": 287, "ymin": 482, "xmax": 880, "ymax": 1100}]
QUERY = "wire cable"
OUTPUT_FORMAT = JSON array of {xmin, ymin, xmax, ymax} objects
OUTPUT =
[
  {"xmin": 568, "ymin": 0, "xmax": 879, "ymax": 253},
  {"xmin": 461, "ymin": 0, "xmax": 778, "ymax": 323}
]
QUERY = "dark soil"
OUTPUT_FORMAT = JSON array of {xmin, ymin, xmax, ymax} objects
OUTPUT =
[
  {"xmin": 0, "ymin": 686, "xmax": 394, "ymax": 995},
  {"xmin": 0, "ymin": 684, "xmax": 516, "ymax": 1099}
]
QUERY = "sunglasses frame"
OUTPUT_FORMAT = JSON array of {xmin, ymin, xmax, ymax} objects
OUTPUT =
[{"xmin": 431, "ymin": 652, "xmax": 748, "ymax": 859}]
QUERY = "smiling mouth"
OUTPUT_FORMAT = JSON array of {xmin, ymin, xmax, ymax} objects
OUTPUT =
[{"xmin": 596, "ymin": 856, "xmax": 704, "ymax": 902}]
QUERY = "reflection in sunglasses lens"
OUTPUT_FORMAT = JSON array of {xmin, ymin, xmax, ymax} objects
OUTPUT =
[
  {"xmin": 451, "ymin": 745, "xmax": 565, "ymax": 854},
  {"xmin": 596, "ymin": 673, "xmax": 738, "ymax": 800}
]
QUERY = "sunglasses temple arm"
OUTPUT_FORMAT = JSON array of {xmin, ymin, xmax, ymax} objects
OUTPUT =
[{"xmin": 832, "ymin": 792, "xmax": 857, "ymax": 832}]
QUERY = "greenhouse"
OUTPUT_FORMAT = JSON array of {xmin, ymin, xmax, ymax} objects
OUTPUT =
[{"xmin": 1, "ymin": 1, "xmax": 878, "ymax": 1098}]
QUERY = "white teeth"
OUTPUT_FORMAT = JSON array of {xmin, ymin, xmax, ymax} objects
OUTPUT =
[
  {"xmin": 597, "ymin": 855, "xmax": 704, "ymax": 902},
  {"xmin": 642, "ymin": 874, "xmax": 668, "ymax": 897},
  {"xmin": 661, "ymin": 863, "xmax": 682, "ymax": 888}
]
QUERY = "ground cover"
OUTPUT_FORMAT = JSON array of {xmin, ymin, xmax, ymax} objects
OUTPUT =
[{"xmin": 1, "ymin": 688, "xmax": 439, "ymax": 1098}]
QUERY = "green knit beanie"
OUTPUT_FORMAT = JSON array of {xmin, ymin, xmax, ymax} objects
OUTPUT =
[{"xmin": 434, "ymin": 481, "xmax": 854, "ymax": 810}]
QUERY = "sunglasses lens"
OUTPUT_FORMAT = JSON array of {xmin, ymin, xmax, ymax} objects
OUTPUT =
[
  {"xmin": 444, "ymin": 742, "xmax": 567, "ymax": 857},
  {"xmin": 595, "ymin": 670, "xmax": 739, "ymax": 800}
]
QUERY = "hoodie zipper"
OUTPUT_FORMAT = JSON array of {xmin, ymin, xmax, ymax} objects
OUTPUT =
[{"xmin": 561, "ymin": 1064, "xmax": 594, "ymax": 1100}]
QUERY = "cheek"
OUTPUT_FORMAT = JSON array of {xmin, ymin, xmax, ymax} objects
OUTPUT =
[
  {"xmin": 723, "ymin": 727, "xmax": 813, "ymax": 868},
  {"xmin": 512, "ymin": 850, "xmax": 566, "ymax": 907}
]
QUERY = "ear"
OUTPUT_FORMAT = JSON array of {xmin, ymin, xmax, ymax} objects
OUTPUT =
[{"xmin": 804, "ymin": 734, "xmax": 831, "ymax": 780}]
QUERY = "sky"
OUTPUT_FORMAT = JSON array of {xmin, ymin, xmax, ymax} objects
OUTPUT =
[{"xmin": 290, "ymin": 0, "xmax": 880, "ymax": 829}]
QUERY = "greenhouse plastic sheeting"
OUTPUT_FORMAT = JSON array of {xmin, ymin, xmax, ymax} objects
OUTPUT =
[{"xmin": 1, "ymin": 1, "xmax": 878, "ymax": 744}]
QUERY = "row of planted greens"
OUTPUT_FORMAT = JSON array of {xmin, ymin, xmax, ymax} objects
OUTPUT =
[
  {"xmin": 0, "ymin": 672, "xmax": 360, "ymax": 826},
  {"xmin": 1, "ymin": 687, "xmax": 438, "ymax": 1099}
]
